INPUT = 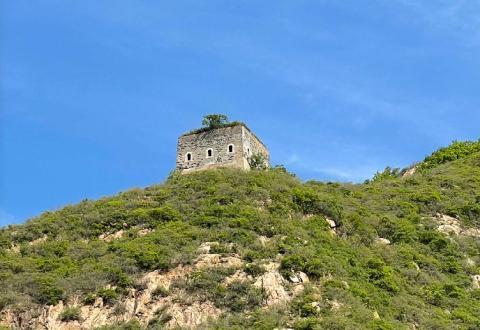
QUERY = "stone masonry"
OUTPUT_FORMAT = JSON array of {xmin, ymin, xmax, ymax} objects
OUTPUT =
[{"xmin": 176, "ymin": 124, "xmax": 269, "ymax": 173}]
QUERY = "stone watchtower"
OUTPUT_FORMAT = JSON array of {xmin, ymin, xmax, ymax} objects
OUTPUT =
[{"xmin": 176, "ymin": 119, "xmax": 269, "ymax": 173}]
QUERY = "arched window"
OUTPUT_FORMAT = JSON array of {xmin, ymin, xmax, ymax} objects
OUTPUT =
[
  {"xmin": 228, "ymin": 144, "xmax": 234, "ymax": 153},
  {"xmin": 206, "ymin": 148, "xmax": 213, "ymax": 158},
  {"xmin": 186, "ymin": 153, "xmax": 192, "ymax": 161}
]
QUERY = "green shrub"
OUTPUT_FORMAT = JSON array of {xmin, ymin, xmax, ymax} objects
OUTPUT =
[
  {"xmin": 244, "ymin": 263, "xmax": 266, "ymax": 277},
  {"xmin": 83, "ymin": 293, "xmax": 96, "ymax": 305},
  {"xmin": 97, "ymin": 288, "xmax": 118, "ymax": 305},
  {"xmin": 419, "ymin": 140, "xmax": 480, "ymax": 170},
  {"xmin": 59, "ymin": 306, "xmax": 81, "ymax": 322},
  {"xmin": 151, "ymin": 286, "xmax": 169, "ymax": 298},
  {"xmin": 33, "ymin": 276, "xmax": 65, "ymax": 305},
  {"xmin": 294, "ymin": 317, "xmax": 321, "ymax": 330},
  {"xmin": 148, "ymin": 306, "xmax": 172, "ymax": 327},
  {"xmin": 366, "ymin": 259, "xmax": 399, "ymax": 294},
  {"xmin": 113, "ymin": 303, "xmax": 127, "ymax": 315},
  {"xmin": 280, "ymin": 254, "xmax": 307, "ymax": 277},
  {"xmin": 0, "ymin": 293, "xmax": 15, "ymax": 311},
  {"xmin": 219, "ymin": 281, "xmax": 265, "ymax": 312}
]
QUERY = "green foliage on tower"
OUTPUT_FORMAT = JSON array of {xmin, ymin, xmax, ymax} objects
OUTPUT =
[{"xmin": 202, "ymin": 114, "xmax": 229, "ymax": 129}]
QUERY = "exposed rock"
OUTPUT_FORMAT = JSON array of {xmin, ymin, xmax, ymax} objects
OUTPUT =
[
  {"xmin": 223, "ymin": 270, "xmax": 250, "ymax": 285},
  {"xmin": 0, "ymin": 242, "xmax": 307, "ymax": 329},
  {"xmin": 402, "ymin": 166, "xmax": 417, "ymax": 177},
  {"xmin": 435, "ymin": 213, "xmax": 462, "ymax": 235},
  {"xmin": 310, "ymin": 301, "xmax": 321, "ymax": 313},
  {"xmin": 373, "ymin": 310, "xmax": 380, "ymax": 320},
  {"xmin": 434, "ymin": 213, "xmax": 480, "ymax": 237},
  {"xmin": 7, "ymin": 243, "xmax": 20, "ymax": 254},
  {"xmin": 256, "ymin": 198, "xmax": 272, "ymax": 210},
  {"xmin": 435, "ymin": 213, "xmax": 460, "ymax": 226},
  {"xmin": 197, "ymin": 242, "xmax": 219, "ymax": 254},
  {"xmin": 166, "ymin": 301, "xmax": 221, "ymax": 328},
  {"xmin": 324, "ymin": 217, "xmax": 336, "ymax": 228},
  {"xmin": 29, "ymin": 235, "xmax": 48, "ymax": 246},
  {"xmin": 289, "ymin": 272, "xmax": 309, "ymax": 284},
  {"xmin": 253, "ymin": 263, "xmax": 307, "ymax": 306},
  {"xmin": 374, "ymin": 237, "xmax": 391, "ymax": 245},
  {"xmin": 438, "ymin": 224, "xmax": 462, "ymax": 236},
  {"xmin": 329, "ymin": 300, "xmax": 343, "ymax": 311},
  {"xmin": 472, "ymin": 275, "xmax": 480, "ymax": 289},
  {"xmin": 462, "ymin": 228, "xmax": 480, "ymax": 238},
  {"xmin": 142, "ymin": 265, "xmax": 191, "ymax": 290},
  {"xmin": 99, "ymin": 230, "xmax": 124, "ymax": 242},
  {"xmin": 289, "ymin": 275, "xmax": 300, "ymax": 283},
  {"xmin": 137, "ymin": 228, "xmax": 154, "ymax": 237},
  {"xmin": 194, "ymin": 253, "xmax": 243, "ymax": 269},
  {"xmin": 258, "ymin": 236, "xmax": 271, "ymax": 247},
  {"xmin": 254, "ymin": 267, "xmax": 290, "ymax": 306}
]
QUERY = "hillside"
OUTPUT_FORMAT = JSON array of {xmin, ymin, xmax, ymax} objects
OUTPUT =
[{"xmin": 1, "ymin": 141, "xmax": 480, "ymax": 330}]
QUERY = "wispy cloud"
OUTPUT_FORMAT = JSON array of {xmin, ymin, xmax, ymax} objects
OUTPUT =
[
  {"xmin": 279, "ymin": 152, "xmax": 380, "ymax": 182},
  {"xmin": 394, "ymin": 0, "xmax": 480, "ymax": 47}
]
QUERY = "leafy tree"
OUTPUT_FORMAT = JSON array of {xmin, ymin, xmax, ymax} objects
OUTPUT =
[{"xmin": 202, "ymin": 114, "xmax": 229, "ymax": 129}]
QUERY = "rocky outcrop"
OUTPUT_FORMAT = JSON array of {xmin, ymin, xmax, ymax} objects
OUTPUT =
[
  {"xmin": 99, "ymin": 230, "xmax": 124, "ymax": 242},
  {"xmin": 402, "ymin": 166, "xmax": 417, "ymax": 177},
  {"xmin": 374, "ymin": 237, "xmax": 391, "ymax": 245},
  {"xmin": 434, "ymin": 213, "xmax": 480, "ymax": 238},
  {"xmin": 28, "ymin": 235, "xmax": 48, "ymax": 246},
  {"xmin": 472, "ymin": 275, "xmax": 480, "ymax": 289},
  {"xmin": 1, "ymin": 242, "xmax": 310, "ymax": 329},
  {"xmin": 253, "ymin": 262, "xmax": 308, "ymax": 306}
]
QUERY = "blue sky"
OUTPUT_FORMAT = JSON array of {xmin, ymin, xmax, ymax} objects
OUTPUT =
[{"xmin": 1, "ymin": 1, "xmax": 479, "ymax": 225}]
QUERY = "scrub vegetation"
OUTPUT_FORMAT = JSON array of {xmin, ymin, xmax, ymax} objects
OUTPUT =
[{"xmin": 1, "ymin": 140, "xmax": 479, "ymax": 329}]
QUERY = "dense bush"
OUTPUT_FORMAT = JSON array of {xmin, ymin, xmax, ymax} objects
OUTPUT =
[{"xmin": 419, "ymin": 140, "xmax": 480, "ymax": 170}]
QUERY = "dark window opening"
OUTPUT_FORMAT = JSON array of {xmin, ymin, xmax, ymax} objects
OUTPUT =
[
  {"xmin": 186, "ymin": 153, "xmax": 192, "ymax": 161},
  {"xmin": 228, "ymin": 145, "xmax": 234, "ymax": 153},
  {"xmin": 207, "ymin": 149, "xmax": 213, "ymax": 157}
]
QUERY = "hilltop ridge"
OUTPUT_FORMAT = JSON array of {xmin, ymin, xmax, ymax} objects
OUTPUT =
[{"xmin": 1, "ymin": 141, "xmax": 480, "ymax": 329}]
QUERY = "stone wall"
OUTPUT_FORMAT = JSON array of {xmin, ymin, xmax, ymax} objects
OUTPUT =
[
  {"xmin": 176, "ymin": 124, "xmax": 269, "ymax": 173},
  {"xmin": 241, "ymin": 126, "xmax": 270, "ymax": 169},
  {"xmin": 176, "ymin": 125, "xmax": 246, "ymax": 173}
]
